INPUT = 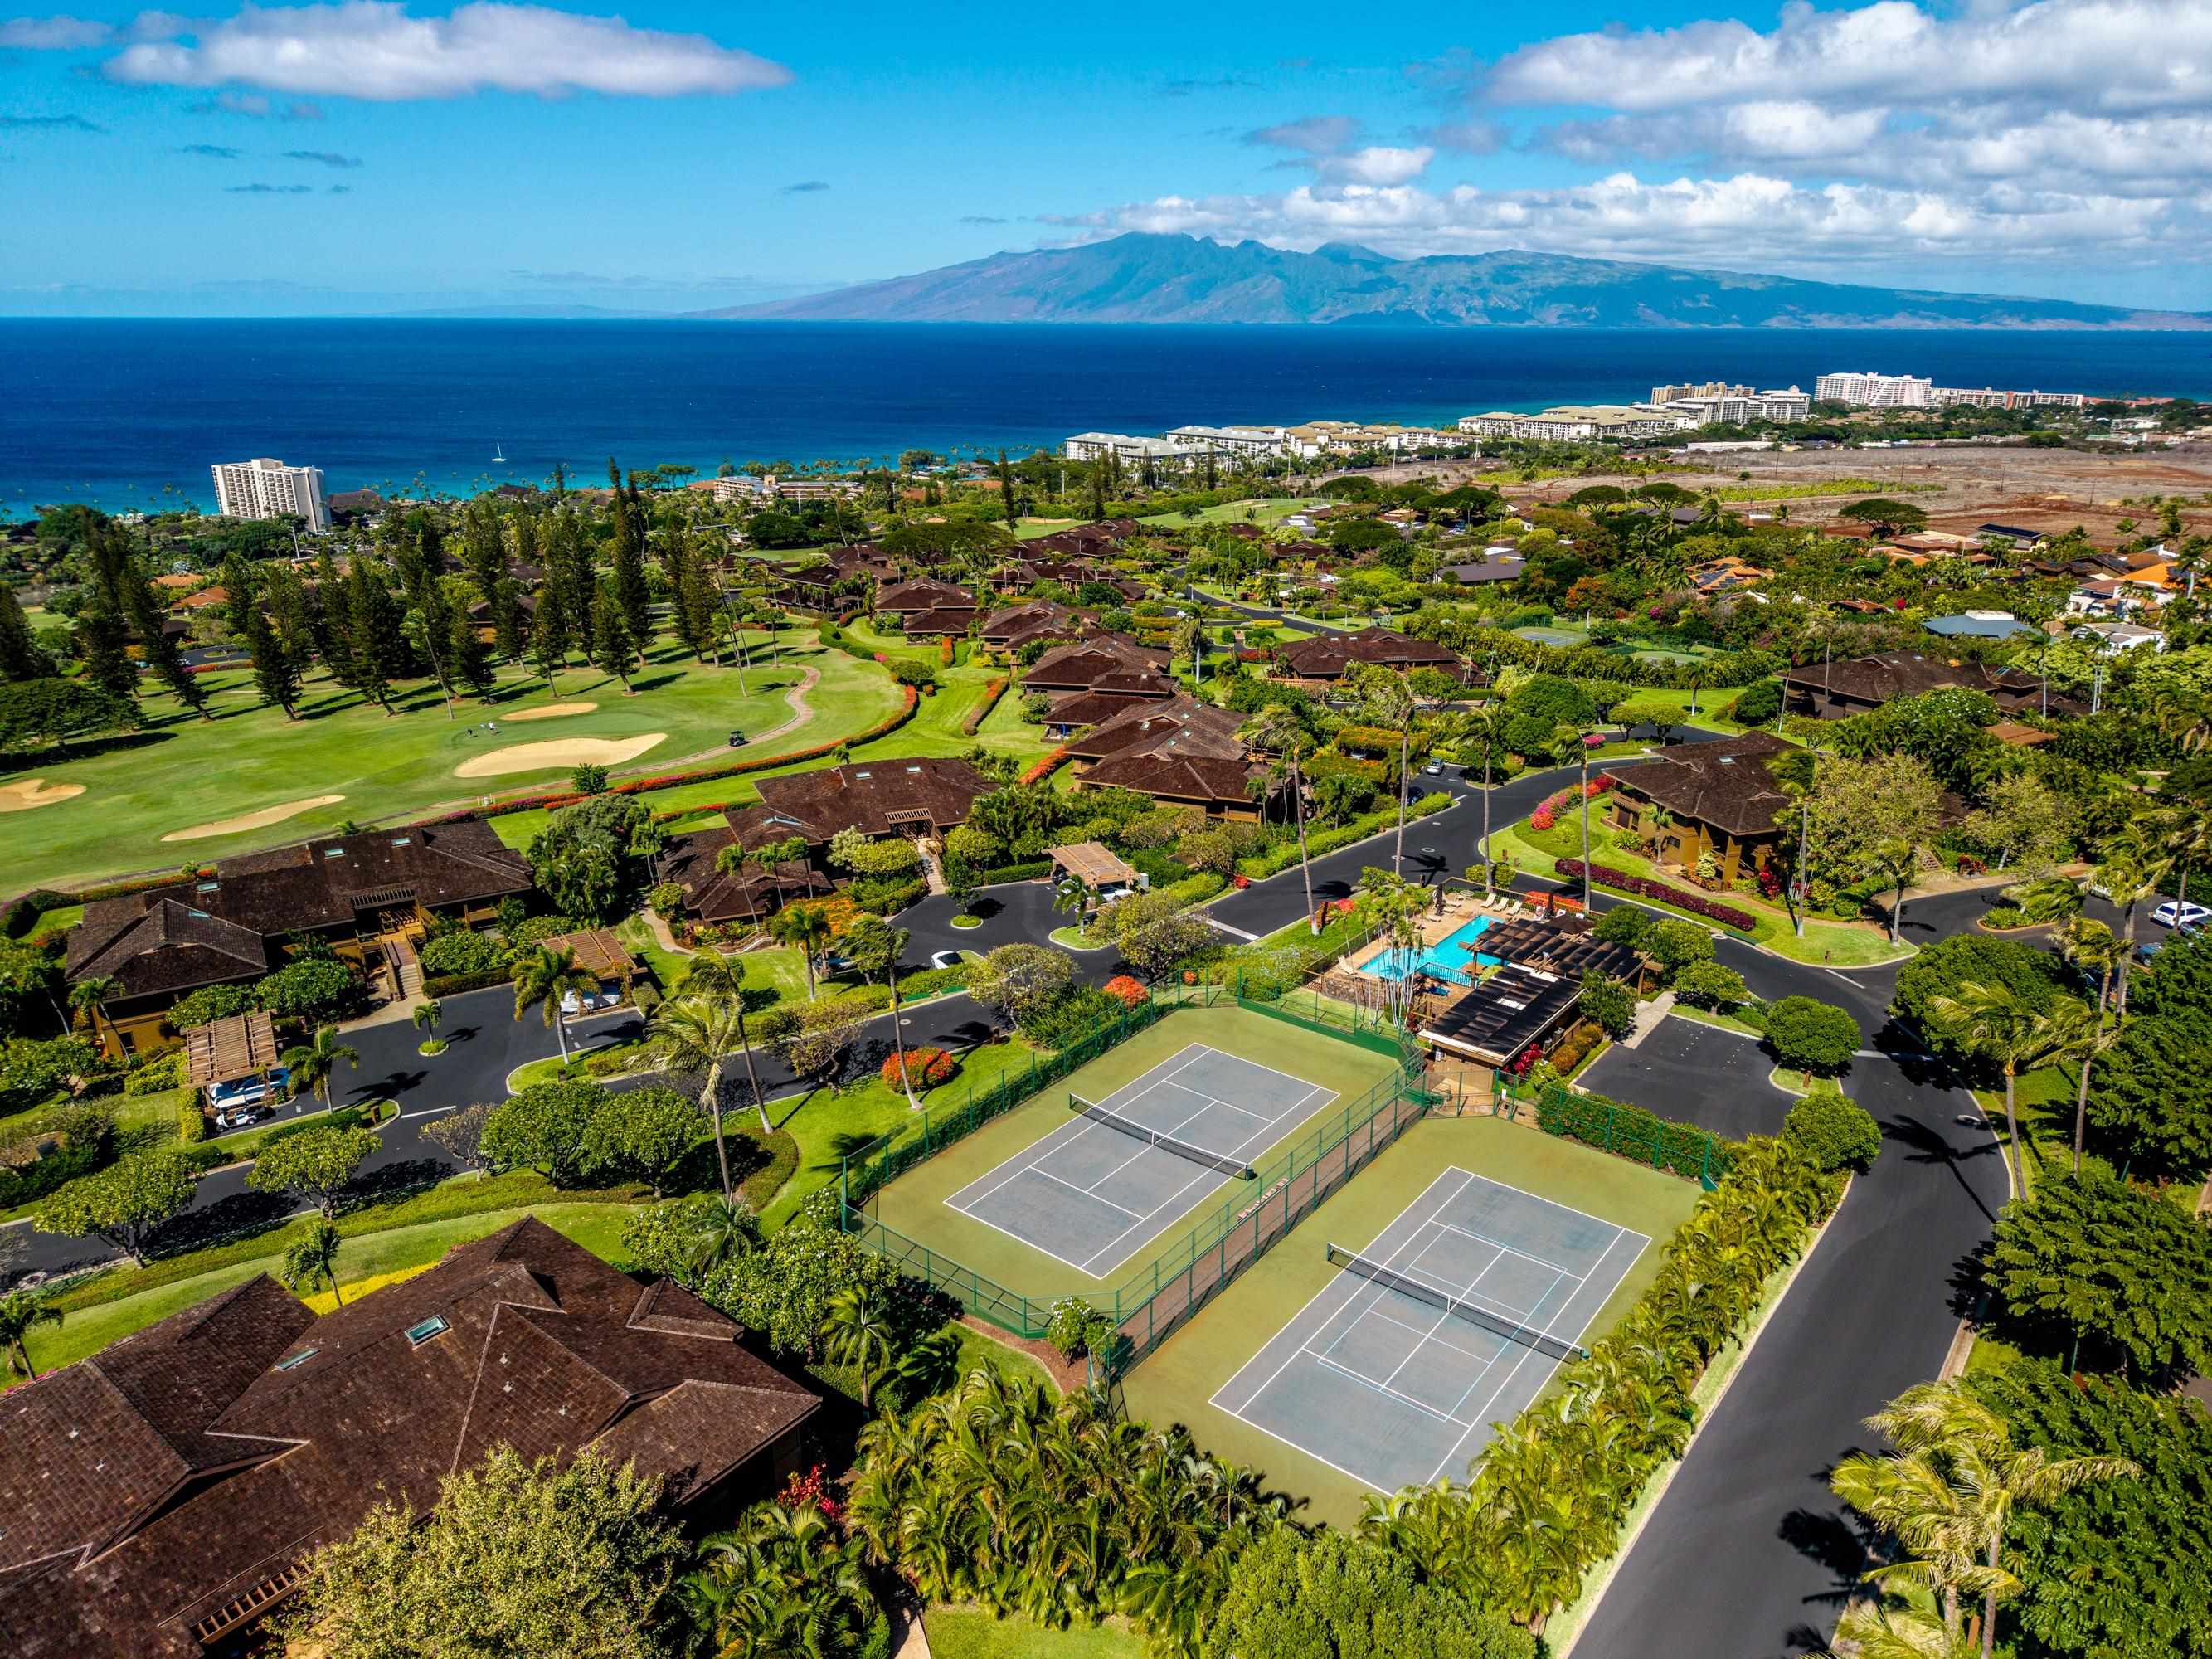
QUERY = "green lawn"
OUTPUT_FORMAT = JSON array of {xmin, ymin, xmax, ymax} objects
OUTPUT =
[
  {"xmin": 759, "ymin": 1037, "xmax": 1043, "ymax": 1229},
  {"xmin": 488, "ymin": 652, "xmax": 1048, "ymax": 847},
  {"xmin": 1975, "ymin": 1063, "xmax": 2107, "ymax": 1198},
  {"xmin": 925, "ymin": 1608, "xmax": 1145, "ymax": 1659},
  {"xmin": 1118, "ymin": 1112, "xmax": 1700, "ymax": 1528},
  {"xmin": 1136, "ymin": 496, "xmax": 1307, "ymax": 529},
  {"xmin": 7, "ymin": 625, "xmax": 913, "ymax": 892},
  {"xmin": 18, "ymin": 1197, "xmax": 639, "ymax": 1377}
]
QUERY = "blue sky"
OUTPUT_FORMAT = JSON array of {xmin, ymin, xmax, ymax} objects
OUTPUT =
[{"xmin": 2, "ymin": 0, "xmax": 2208, "ymax": 314}]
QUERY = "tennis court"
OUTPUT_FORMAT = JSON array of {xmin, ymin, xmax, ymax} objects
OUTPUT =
[
  {"xmin": 943, "ymin": 1043, "xmax": 1336, "ymax": 1277},
  {"xmin": 1212, "ymin": 1166, "xmax": 1646, "ymax": 1492}
]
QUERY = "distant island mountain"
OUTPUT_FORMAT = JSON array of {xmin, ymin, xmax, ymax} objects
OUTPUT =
[{"xmin": 705, "ymin": 233, "xmax": 2207, "ymax": 330}]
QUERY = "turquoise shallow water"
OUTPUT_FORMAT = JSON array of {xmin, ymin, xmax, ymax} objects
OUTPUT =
[{"xmin": 4, "ymin": 318, "xmax": 2205, "ymax": 517}]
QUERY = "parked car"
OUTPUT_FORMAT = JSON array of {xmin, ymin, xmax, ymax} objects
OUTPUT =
[
  {"xmin": 214, "ymin": 1102, "xmax": 275, "ymax": 1131},
  {"xmin": 2153, "ymin": 899, "xmax": 2210, "ymax": 929},
  {"xmin": 1423, "ymin": 760, "xmax": 1446, "ymax": 775},
  {"xmin": 929, "ymin": 950, "xmax": 964, "ymax": 971}
]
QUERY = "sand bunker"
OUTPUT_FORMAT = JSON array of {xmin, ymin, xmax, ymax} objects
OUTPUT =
[
  {"xmin": 502, "ymin": 702, "xmax": 599, "ymax": 723},
  {"xmin": 163, "ymin": 794, "xmax": 347, "ymax": 842},
  {"xmin": 453, "ymin": 733, "xmax": 666, "ymax": 778},
  {"xmin": 0, "ymin": 777, "xmax": 85, "ymax": 813}
]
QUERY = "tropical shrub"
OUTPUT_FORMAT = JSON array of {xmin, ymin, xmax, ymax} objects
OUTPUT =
[
  {"xmin": 123, "ymin": 1048, "xmax": 189, "ymax": 1095},
  {"xmin": 1101, "ymin": 975, "xmax": 1150, "ymax": 1008},
  {"xmin": 1891, "ymin": 933, "xmax": 2075, "ymax": 1062},
  {"xmin": 1202, "ymin": 1528, "xmax": 1534, "ymax": 1659},
  {"xmin": 253, "ymin": 958, "xmax": 362, "ymax": 1022},
  {"xmin": 419, "ymin": 928, "xmax": 501, "ymax": 977},
  {"xmin": 1762, "ymin": 996, "xmax": 1861, "ymax": 1077},
  {"xmin": 2085, "ymin": 931, "xmax": 2212, "ymax": 1180},
  {"xmin": 165, "ymin": 982, "xmax": 256, "ymax": 1031},
  {"xmin": 1782, "ymin": 1093, "xmax": 1881, "ymax": 1171},
  {"xmin": 1017, "ymin": 984, "xmax": 1124, "ymax": 1050},
  {"xmin": 1534, "ymin": 1082, "xmax": 1729, "ymax": 1181}
]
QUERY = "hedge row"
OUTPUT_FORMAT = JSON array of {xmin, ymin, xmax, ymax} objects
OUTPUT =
[
  {"xmin": 1554, "ymin": 859, "xmax": 1760, "ymax": 932},
  {"xmin": 421, "ymin": 684, "xmax": 921, "ymax": 824},
  {"xmin": 965, "ymin": 859, "xmax": 1053, "ymax": 887},
  {"xmin": 961, "ymin": 677, "xmax": 1009, "ymax": 737},
  {"xmin": 423, "ymin": 966, "xmax": 518, "ymax": 998},
  {"xmin": 1534, "ymin": 1082, "xmax": 1733, "ymax": 1180}
]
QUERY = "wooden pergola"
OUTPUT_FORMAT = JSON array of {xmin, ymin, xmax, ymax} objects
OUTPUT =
[
  {"xmin": 183, "ymin": 1010, "xmax": 282, "ymax": 1089},
  {"xmin": 536, "ymin": 928, "xmax": 638, "ymax": 990},
  {"xmin": 1048, "ymin": 841, "xmax": 1139, "ymax": 891}
]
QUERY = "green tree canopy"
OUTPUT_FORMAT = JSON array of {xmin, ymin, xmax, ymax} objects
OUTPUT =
[
  {"xmin": 246, "ymin": 1123, "xmax": 379, "ymax": 1219},
  {"xmin": 1988, "ymin": 1167, "xmax": 2212, "ymax": 1382},
  {"xmin": 1199, "ymin": 1527, "xmax": 1536, "ymax": 1659},
  {"xmin": 1763, "ymin": 996, "xmax": 1862, "ymax": 1077},
  {"xmin": 287, "ymin": 1447, "xmax": 683, "ymax": 1659},
  {"xmin": 1892, "ymin": 935, "xmax": 2076, "ymax": 1063},
  {"xmin": 483, "ymin": 1078, "xmax": 615, "ymax": 1188},
  {"xmin": 2084, "ymin": 931, "xmax": 2212, "ymax": 1180},
  {"xmin": 36, "ymin": 1148, "xmax": 197, "ymax": 1266},
  {"xmin": 525, "ymin": 793, "xmax": 661, "ymax": 922}
]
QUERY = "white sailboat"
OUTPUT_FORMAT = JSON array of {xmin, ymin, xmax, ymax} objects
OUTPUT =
[{"xmin": 493, "ymin": 440, "xmax": 507, "ymax": 463}]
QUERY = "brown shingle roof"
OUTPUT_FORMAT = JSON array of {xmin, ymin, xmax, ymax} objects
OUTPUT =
[
  {"xmin": 66, "ymin": 895, "xmax": 271, "ymax": 1002},
  {"xmin": 1063, "ymin": 695, "xmax": 1248, "ymax": 764},
  {"xmin": 1023, "ymin": 635, "xmax": 1170, "ymax": 688},
  {"xmin": 1781, "ymin": 651, "xmax": 2004, "ymax": 706},
  {"xmin": 875, "ymin": 579, "xmax": 974, "ymax": 614},
  {"xmin": 1, "ymin": 1219, "xmax": 818, "ymax": 1659},
  {"xmin": 656, "ymin": 818, "xmax": 830, "ymax": 923},
  {"xmin": 1276, "ymin": 628, "xmax": 1463, "ymax": 679},
  {"xmin": 753, "ymin": 757, "xmax": 992, "ymax": 844},
  {"xmin": 1079, "ymin": 752, "xmax": 1266, "ymax": 808},
  {"xmin": 1608, "ymin": 733, "xmax": 1794, "ymax": 838}
]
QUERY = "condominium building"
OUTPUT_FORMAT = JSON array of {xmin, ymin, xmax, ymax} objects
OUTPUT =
[
  {"xmin": 1163, "ymin": 424, "xmax": 1284, "ymax": 458},
  {"xmin": 209, "ymin": 457, "xmax": 329, "ymax": 532},
  {"xmin": 1065, "ymin": 432, "xmax": 1207, "ymax": 469},
  {"xmin": 1659, "ymin": 386, "xmax": 1812, "ymax": 425},
  {"xmin": 1813, "ymin": 372, "xmax": 1934, "ymax": 408},
  {"xmin": 1931, "ymin": 387, "xmax": 2088, "ymax": 411},
  {"xmin": 1460, "ymin": 406, "xmax": 1692, "ymax": 442},
  {"xmin": 708, "ymin": 474, "xmax": 861, "ymax": 504},
  {"xmin": 1650, "ymin": 381, "xmax": 1753, "ymax": 404}
]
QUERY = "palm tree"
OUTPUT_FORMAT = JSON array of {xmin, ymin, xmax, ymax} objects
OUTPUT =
[
  {"xmin": 411, "ymin": 996, "xmax": 443, "ymax": 1054},
  {"xmin": 685, "ymin": 1193, "xmax": 761, "ymax": 1276},
  {"xmin": 1840, "ymin": 1382, "xmax": 2137, "ymax": 1659},
  {"xmin": 280, "ymin": 1024, "xmax": 361, "ymax": 1113},
  {"xmin": 511, "ymin": 944, "xmax": 599, "ymax": 1064},
  {"xmin": 820, "ymin": 1282, "xmax": 897, "ymax": 1409},
  {"xmin": 1461, "ymin": 704, "xmax": 1507, "ymax": 902},
  {"xmin": 649, "ymin": 990, "xmax": 751, "ymax": 1202},
  {"xmin": 769, "ymin": 903, "xmax": 832, "ymax": 1000},
  {"xmin": 1238, "ymin": 704, "xmax": 1316, "ymax": 927},
  {"xmin": 1823, "ymin": 1588, "xmax": 1980, "ymax": 1659},
  {"xmin": 280, "ymin": 1217, "xmax": 347, "ymax": 1307},
  {"xmin": 68, "ymin": 975, "xmax": 119, "ymax": 1054},
  {"xmin": 2035, "ymin": 996, "xmax": 2117, "ymax": 1178},
  {"xmin": 1550, "ymin": 724, "xmax": 1595, "ymax": 906},
  {"xmin": 2095, "ymin": 828, "xmax": 2170, "ymax": 1019},
  {"xmin": 2006, "ymin": 875, "xmax": 2083, "ymax": 926},
  {"xmin": 2148, "ymin": 802, "xmax": 2212, "ymax": 910},
  {"xmin": 1050, "ymin": 873, "xmax": 1093, "ymax": 933},
  {"xmin": 1869, "ymin": 835, "xmax": 1926, "ymax": 945},
  {"xmin": 0, "ymin": 1288, "xmax": 61, "ymax": 1380},
  {"xmin": 1924, "ymin": 981, "xmax": 2075, "ymax": 1195}
]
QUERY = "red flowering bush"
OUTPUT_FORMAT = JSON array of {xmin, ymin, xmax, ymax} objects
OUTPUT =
[
  {"xmin": 1102, "ymin": 975, "xmax": 1150, "ymax": 1008},
  {"xmin": 1557, "ymin": 859, "xmax": 1759, "ymax": 931},
  {"xmin": 882, "ymin": 1046, "xmax": 955, "ymax": 1089},
  {"xmin": 1020, "ymin": 746, "xmax": 1071, "ymax": 785},
  {"xmin": 775, "ymin": 1463, "xmax": 847, "ymax": 1525},
  {"xmin": 1531, "ymin": 805, "xmax": 1556, "ymax": 832},
  {"xmin": 1756, "ymin": 863, "xmax": 1784, "ymax": 899}
]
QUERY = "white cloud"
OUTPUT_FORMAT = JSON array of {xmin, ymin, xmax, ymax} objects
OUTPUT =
[
  {"xmin": 1316, "ymin": 145, "xmax": 1433, "ymax": 186},
  {"xmin": 1072, "ymin": 169, "xmax": 2194, "ymax": 271},
  {"xmin": 94, "ymin": 2, "xmax": 790, "ymax": 100},
  {"xmin": 1244, "ymin": 114, "xmax": 1359, "ymax": 153},
  {"xmin": 1485, "ymin": 0, "xmax": 2212, "ymax": 115}
]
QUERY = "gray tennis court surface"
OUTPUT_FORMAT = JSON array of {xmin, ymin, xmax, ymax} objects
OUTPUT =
[
  {"xmin": 1213, "ymin": 1168, "xmax": 1646, "ymax": 1491},
  {"xmin": 944, "ymin": 1043, "xmax": 1335, "ymax": 1277}
]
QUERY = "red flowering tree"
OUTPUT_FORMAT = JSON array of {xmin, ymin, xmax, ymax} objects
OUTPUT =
[{"xmin": 1102, "ymin": 975, "xmax": 1150, "ymax": 1008}]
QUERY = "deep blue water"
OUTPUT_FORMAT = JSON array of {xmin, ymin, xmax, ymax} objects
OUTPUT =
[{"xmin": 3, "ymin": 319, "xmax": 2208, "ymax": 516}]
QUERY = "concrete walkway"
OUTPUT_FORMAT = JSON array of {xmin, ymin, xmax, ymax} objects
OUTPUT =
[{"xmin": 1616, "ymin": 990, "xmax": 1677, "ymax": 1050}]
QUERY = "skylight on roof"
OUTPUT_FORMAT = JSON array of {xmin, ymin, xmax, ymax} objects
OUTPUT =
[
  {"xmin": 406, "ymin": 1315, "xmax": 450, "ymax": 1346},
  {"xmin": 275, "ymin": 1347, "xmax": 318, "ymax": 1371}
]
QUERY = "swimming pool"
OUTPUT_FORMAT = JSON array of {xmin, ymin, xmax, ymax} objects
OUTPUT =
[{"xmin": 1365, "ymin": 915, "xmax": 1498, "ymax": 985}]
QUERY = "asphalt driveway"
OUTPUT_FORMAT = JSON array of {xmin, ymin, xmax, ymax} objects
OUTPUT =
[{"xmin": 1579, "ymin": 1016, "xmax": 1797, "ymax": 1145}]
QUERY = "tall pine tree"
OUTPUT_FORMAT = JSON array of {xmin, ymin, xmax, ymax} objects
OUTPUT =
[
  {"xmin": 590, "ymin": 584, "xmax": 634, "ymax": 693},
  {"xmin": 528, "ymin": 600, "xmax": 563, "ymax": 692},
  {"xmin": 74, "ymin": 606, "xmax": 139, "ymax": 715},
  {"xmin": 610, "ymin": 475, "xmax": 653, "ymax": 652},
  {"xmin": 449, "ymin": 603, "xmax": 494, "ymax": 696},
  {"xmin": 242, "ymin": 603, "xmax": 302, "ymax": 718},
  {"xmin": 998, "ymin": 447, "xmax": 1018, "ymax": 530},
  {"xmin": 491, "ymin": 577, "xmax": 528, "ymax": 663},
  {"xmin": 345, "ymin": 560, "xmax": 405, "ymax": 713},
  {"xmin": 0, "ymin": 584, "xmax": 52, "ymax": 681}
]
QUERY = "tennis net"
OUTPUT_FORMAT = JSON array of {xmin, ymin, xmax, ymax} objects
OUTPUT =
[
  {"xmin": 1326, "ymin": 1243, "xmax": 1589, "ymax": 1361},
  {"xmin": 1072, "ymin": 1093, "xmax": 1256, "ymax": 1180}
]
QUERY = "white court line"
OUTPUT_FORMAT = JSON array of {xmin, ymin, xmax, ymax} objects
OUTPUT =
[
  {"xmin": 1424, "ymin": 1224, "xmax": 1637, "ymax": 1486},
  {"xmin": 1187, "ymin": 1046, "xmax": 1348, "ymax": 1097},
  {"xmin": 1310, "ymin": 1349, "xmax": 1472, "ymax": 1428},
  {"xmin": 1364, "ymin": 1222, "xmax": 1515, "ymax": 1399},
  {"xmin": 943, "ymin": 1189, "xmax": 1128, "ymax": 1278},
  {"xmin": 1431, "ymin": 1216, "xmax": 1592, "ymax": 1282},
  {"xmin": 1213, "ymin": 1167, "xmax": 1480, "ymax": 1419},
  {"xmin": 1029, "ymin": 1165, "xmax": 1145, "ymax": 1219},
  {"xmin": 1211, "ymin": 1389, "xmax": 1392, "ymax": 1491},
  {"xmin": 1354, "ymin": 1301, "xmax": 1498, "ymax": 1367}
]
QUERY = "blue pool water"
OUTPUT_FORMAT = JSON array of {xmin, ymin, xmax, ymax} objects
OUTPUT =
[{"xmin": 1367, "ymin": 916, "xmax": 1498, "ymax": 985}]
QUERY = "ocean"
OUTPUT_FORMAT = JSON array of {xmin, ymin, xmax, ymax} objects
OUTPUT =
[{"xmin": 3, "ymin": 319, "xmax": 2209, "ymax": 517}]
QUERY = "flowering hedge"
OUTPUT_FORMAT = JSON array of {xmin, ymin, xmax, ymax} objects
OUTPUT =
[
  {"xmin": 1019, "ymin": 746, "xmax": 1071, "ymax": 786},
  {"xmin": 1531, "ymin": 775, "xmax": 1613, "ymax": 834},
  {"xmin": 1556, "ymin": 859, "xmax": 1760, "ymax": 932},
  {"xmin": 1101, "ymin": 975, "xmax": 1150, "ymax": 1007},
  {"xmin": 425, "ymin": 685, "xmax": 921, "ymax": 824},
  {"xmin": 882, "ymin": 1045, "xmax": 955, "ymax": 1089},
  {"xmin": 961, "ymin": 677, "xmax": 1009, "ymax": 737}
]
